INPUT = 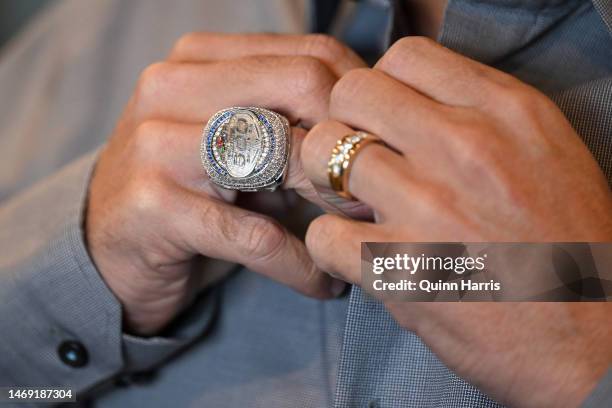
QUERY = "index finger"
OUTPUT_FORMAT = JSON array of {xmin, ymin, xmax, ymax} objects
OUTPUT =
[
  {"xmin": 168, "ymin": 32, "xmax": 366, "ymax": 76},
  {"xmin": 173, "ymin": 189, "xmax": 346, "ymax": 299}
]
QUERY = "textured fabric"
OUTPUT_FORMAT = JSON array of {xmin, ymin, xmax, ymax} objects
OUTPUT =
[
  {"xmin": 93, "ymin": 270, "xmax": 349, "ymax": 408},
  {"xmin": 335, "ymin": 287, "xmax": 501, "ymax": 408},
  {"xmin": 334, "ymin": 1, "xmax": 612, "ymax": 407},
  {"xmin": 0, "ymin": 151, "xmax": 124, "ymax": 390},
  {"xmin": 593, "ymin": 0, "xmax": 612, "ymax": 33},
  {"xmin": 1, "ymin": 0, "xmax": 611, "ymax": 407},
  {"xmin": 553, "ymin": 79, "xmax": 612, "ymax": 183}
]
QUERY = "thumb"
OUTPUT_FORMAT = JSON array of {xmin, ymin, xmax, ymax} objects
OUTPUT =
[{"xmin": 177, "ymin": 190, "xmax": 347, "ymax": 299}]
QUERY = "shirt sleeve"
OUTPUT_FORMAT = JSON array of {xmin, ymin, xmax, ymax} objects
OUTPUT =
[{"xmin": 0, "ymin": 151, "xmax": 218, "ymax": 397}]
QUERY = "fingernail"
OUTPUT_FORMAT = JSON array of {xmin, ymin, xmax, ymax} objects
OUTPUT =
[{"xmin": 330, "ymin": 279, "xmax": 348, "ymax": 297}]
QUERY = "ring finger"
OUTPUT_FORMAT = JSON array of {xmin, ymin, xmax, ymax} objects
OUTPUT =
[
  {"xmin": 125, "ymin": 120, "xmax": 320, "ymax": 202},
  {"xmin": 301, "ymin": 120, "xmax": 410, "ymax": 219}
]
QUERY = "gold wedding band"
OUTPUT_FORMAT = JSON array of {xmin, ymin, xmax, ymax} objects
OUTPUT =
[{"xmin": 328, "ymin": 131, "xmax": 384, "ymax": 200}]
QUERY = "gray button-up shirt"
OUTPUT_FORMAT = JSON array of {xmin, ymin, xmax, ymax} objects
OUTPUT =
[{"xmin": 0, "ymin": 0, "xmax": 610, "ymax": 407}]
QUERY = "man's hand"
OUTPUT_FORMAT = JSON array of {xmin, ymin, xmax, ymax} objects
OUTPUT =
[
  {"xmin": 86, "ymin": 33, "xmax": 365, "ymax": 336},
  {"xmin": 301, "ymin": 37, "xmax": 612, "ymax": 407}
]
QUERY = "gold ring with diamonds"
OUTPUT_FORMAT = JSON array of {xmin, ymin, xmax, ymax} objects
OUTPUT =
[{"xmin": 328, "ymin": 131, "xmax": 384, "ymax": 200}]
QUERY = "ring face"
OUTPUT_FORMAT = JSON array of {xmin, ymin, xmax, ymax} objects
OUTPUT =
[{"xmin": 201, "ymin": 107, "xmax": 290, "ymax": 191}]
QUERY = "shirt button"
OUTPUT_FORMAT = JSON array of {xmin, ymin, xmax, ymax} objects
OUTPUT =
[{"xmin": 57, "ymin": 340, "xmax": 88, "ymax": 368}]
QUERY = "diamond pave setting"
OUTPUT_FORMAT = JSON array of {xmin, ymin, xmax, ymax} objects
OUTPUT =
[
  {"xmin": 201, "ymin": 107, "xmax": 290, "ymax": 191},
  {"xmin": 327, "ymin": 131, "xmax": 382, "ymax": 200},
  {"xmin": 328, "ymin": 132, "xmax": 370, "ymax": 180}
]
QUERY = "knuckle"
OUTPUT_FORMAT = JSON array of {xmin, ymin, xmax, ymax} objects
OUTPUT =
[
  {"xmin": 501, "ymin": 85, "xmax": 533, "ymax": 109},
  {"xmin": 129, "ymin": 120, "xmax": 168, "ymax": 157},
  {"xmin": 305, "ymin": 215, "xmax": 336, "ymax": 261},
  {"xmin": 239, "ymin": 215, "xmax": 286, "ymax": 260},
  {"xmin": 287, "ymin": 55, "xmax": 335, "ymax": 99},
  {"xmin": 170, "ymin": 32, "xmax": 202, "ymax": 58},
  {"xmin": 485, "ymin": 81, "xmax": 543, "ymax": 115},
  {"xmin": 458, "ymin": 138, "xmax": 490, "ymax": 170},
  {"xmin": 304, "ymin": 34, "xmax": 346, "ymax": 61},
  {"xmin": 330, "ymin": 67, "xmax": 374, "ymax": 107},
  {"xmin": 450, "ymin": 120, "xmax": 512, "ymax": 185},
  {"xmin": 378, "ymin": 36, "xmax": 438, "ymax": 73},
  {"xmin": 135, "ymin": 62, "xmax": 172, "ymax": 105},
  {"xmin": 376, "ymin": 48, "xmax": 401, "ymax": 73},
  {"xmin": 484, "ymin": 82, "xmax": 560, "ymax": 150},
  {"xmin": 397, "ymin": 35, "xmax": 437, "ymax": 51},
  {"xmin": 123, "ymin": 175, "xmax": 166, "ymax": 218},
  {"xmin": 395, "ymin": 35, "xmax": 438, "ymax": 49},
  {"xmin": 452, "ymin": 122, "xmax": 490, "ymax": 162},
  {"xmin": 133, "ymin": 120, "xmax": 165, "ymax": 140},
  {"xmin": 387, "ymin": 36, "xmax": 435, "ymax": 59}
]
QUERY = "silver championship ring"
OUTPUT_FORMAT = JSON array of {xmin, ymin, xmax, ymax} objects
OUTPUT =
[{"xmin": 200, "ymin": 107, "xmax": 291, "ymax": 191}]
